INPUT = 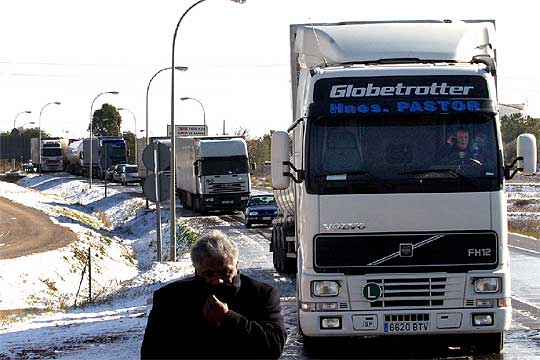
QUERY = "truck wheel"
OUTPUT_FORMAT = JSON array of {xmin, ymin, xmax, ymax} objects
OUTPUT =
[
  {"xmin": 279, "ymin": 225, "xmax": 296, "ymax": 274},
  {"xmin": 245, "ymin": 221, "xmax": 252, "ymax": 228}
]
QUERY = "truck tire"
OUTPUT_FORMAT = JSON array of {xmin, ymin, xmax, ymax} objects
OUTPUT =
[{"xmin": 273, "ymin": 224, "xmax": 296, "ymax": 274}]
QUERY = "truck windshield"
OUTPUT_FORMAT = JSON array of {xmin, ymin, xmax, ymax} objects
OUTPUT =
[
  {"xmin": 307, "ymin": 113, "xmax": 500, "ymax": 194},
  {"xmin": 104, "ymin": 143, "xmax": 126, "ymax": 159},
  {"xmin": 201, "ymin": 156, "xmax": 249, "ymax": 176},
  {"xmin": 42, "ymin": 149, "xmax": 63, "ymax": 157}
]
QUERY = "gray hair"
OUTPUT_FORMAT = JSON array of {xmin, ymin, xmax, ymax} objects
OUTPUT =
[{"xmin": 190, "ymin": 230, "xmax": 239, "ymax": 269}]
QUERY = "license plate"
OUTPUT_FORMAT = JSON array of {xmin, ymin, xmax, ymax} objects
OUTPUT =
[
  {"xmin": 222, "ymin": 200, "xmax": 233, "ymax": 204},
  {"xmin": 384, "ymin": 322, "xmax": 430, "ymax": 333},
  {"xmin": 262, "ymin": 217, "xmax": 271, "ymax": 220}
]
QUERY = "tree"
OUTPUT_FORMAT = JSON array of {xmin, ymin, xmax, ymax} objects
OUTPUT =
[
  {"xmin": 500, "ymin": 114, "xmax": 540, "ymax": 162},
  {"xmin": 17, "ymin": 127, "xmax": 51, "ymax": 139},
  {"xmin": 91, "ymin": 103, "xmax": 122, "ymax": 136},
  {"xmin": 123, "ymin": 131, "xmax": 136, "ymax": 163}
]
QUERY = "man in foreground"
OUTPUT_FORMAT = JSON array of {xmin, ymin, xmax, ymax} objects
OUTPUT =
[{"xmin": 141, "ymin": 231, "xmax": 286, "ymax": 359}]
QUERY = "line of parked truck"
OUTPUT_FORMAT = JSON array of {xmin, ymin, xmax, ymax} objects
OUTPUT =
[
  {"xmin": 30, "ymin": 136, "xmax": 134, "ymax": 183},
  {"xmin": 28, "ymin": 134, "xmax": 255, "ymax": 212}
]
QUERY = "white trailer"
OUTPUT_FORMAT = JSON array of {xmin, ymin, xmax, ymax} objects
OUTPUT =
[
  {"xmin": 271, "ymin": 20, "xmax": 537, "ymax": 354},
  {"xmin": 176, "ymin": 136, "xmax": 250, "ymax": 213}
]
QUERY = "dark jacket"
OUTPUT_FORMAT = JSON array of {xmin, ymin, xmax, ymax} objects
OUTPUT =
[
  {"xmin": 140, "ymin": 273, "xmax": 286, "ymax": 359},
  {"xmin": 439, "ymin": 144, "xmax": 483, "ymax": 164}
]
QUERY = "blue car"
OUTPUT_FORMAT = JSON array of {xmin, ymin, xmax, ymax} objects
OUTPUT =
[{"xmin": 244, "ymin": 194, "xmax": 278, "ymax": 228}]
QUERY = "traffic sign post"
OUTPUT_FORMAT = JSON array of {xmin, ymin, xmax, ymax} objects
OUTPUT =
[
  {"xmin": 141, "ymin": 139, "xmax": 172, "ymax": 262},
  {"xmin": 167, "ymin": 124, "xmax": 208, "ymax": 137}
]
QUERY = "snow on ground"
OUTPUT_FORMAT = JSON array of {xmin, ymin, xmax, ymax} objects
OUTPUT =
[
  {"xmin": 0, "ymin": 173, "xmax": 296, "ymax": 359},
  {"xmin": 1, "ymin": 173, "xmax": 538, "ymax": 360}
]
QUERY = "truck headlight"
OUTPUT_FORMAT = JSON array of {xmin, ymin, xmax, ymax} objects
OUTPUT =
[
  {"xmin": 249, "ymin": 211, "xmax": 258, "ymax": 215},
  {"xmin": 204, "ymin": 197, "xmax": 214, "ymax": 202},
  {"xmin": 474, "ymin": 278, "xmax": 500, "ymax": 293},
  {"xmin": 312, "ymin": 281, "xmax": 340, "ymax": 297}
]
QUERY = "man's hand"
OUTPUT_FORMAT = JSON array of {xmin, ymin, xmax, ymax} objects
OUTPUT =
[{"xmin": 203, "ymin": 295, "xmax": 229, "ymax": 326}]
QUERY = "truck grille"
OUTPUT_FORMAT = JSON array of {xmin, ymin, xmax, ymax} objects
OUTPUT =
[
  {"xmin": 314, "ymin": 232, "xmax": 498, "ymax": 273},
  {"xmin": 369, "ymin": 277, "xmax": 447, "ymax": 308},
  {"xmin": 208, "ymin": 183, "xmax": 245, "ymax": 193}
]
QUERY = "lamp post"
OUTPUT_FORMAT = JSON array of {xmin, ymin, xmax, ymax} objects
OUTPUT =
[
  {"xmin": 145, "ymin": 66, "xmax": 187, "ymax": 210},
  {"xmin": 146, "ymin": 66, "xmax": 188, "ymax": 147},
  {"xmin": 169, "ymin": 0, "xmax": 246, "ymax": 261},
  {"xmin": 180, "ymin": 97, "xmax": 206, "ymax": 132},
  {"xmin": 101, "ymin": 118, "xmax": 120, "ymax": 198},
  {"xmin": 118, "ymin": 107, "xmax": 139, "ymax": 167},
  {"xmin": 20, "ymin": 121, "xmax": 36, "ymax": 128},
  {"xmin": 38, "ymin": 102, "xmax": 61, "ymax": 176},
  {"xmin": 13, "ymin": 110, "xmax": 32, "ymax": 129},
  {"xmin": 89, "ymin": 91, "xmax": 119, "ymax": 187}
]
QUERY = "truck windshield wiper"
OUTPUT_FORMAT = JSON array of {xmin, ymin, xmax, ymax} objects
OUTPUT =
[
  {"xmin": 399, "ymin": 168, "xmax": 465, "ymax": 179},
  {"xmin": 317, "ymin": 170, "xmax": 374, "ymax": 181}
]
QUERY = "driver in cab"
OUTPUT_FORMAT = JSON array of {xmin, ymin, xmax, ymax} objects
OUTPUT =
[{"xmin": 439, "ymin": 127, "xmax": 483, "ymax": 165}]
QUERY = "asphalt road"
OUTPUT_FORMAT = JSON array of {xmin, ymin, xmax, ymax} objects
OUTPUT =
[{"xmin": 0, "ymin": 196, "xmax": 78, "ymax": 259}]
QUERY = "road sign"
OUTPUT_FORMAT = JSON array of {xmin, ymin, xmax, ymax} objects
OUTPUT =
[
  {"xmin": 142, "ymin": 141, "xmax": 170, "ymax": 171},
  {"xmin": 143, "ymin": 173, "xmax": 170, "ymax": 202},
  {"xmin": 167, "ymin": 124, "xmax": 208, "ymax": 137}
]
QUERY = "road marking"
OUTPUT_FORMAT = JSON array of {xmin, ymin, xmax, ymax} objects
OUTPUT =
[
  {"xmin": 512, "ymin": 295, "xmax": 540, "ymax": 311},
  {"xmin": 509, "ymin": 244, "xmax": 540, "ymax": 255}
]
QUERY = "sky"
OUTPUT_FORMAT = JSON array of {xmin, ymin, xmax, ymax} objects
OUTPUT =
[{"xmin": 1, "ymin": 0, "xmax": 538, "ymax": 140}]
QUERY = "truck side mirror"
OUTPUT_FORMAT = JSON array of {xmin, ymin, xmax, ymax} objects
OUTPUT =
[
  {"xmin": 517, "ymin": 134, "xmax": 537, "ymax": 175},
  {"xmin": 193, "ymin": 161, "xmax": 199, "ymax": 176},
  {"xmin": 271, "ymin": 131, "xmax": 290, "ymax": 190}
]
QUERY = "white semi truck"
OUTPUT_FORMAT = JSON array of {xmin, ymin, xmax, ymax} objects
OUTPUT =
[
  {"xmin": 30, "ymin": 138, "xmax": 68, "ymax": 172},
  {"xmin": 270, "ymin": 20, "xmax": 537, "ymax": 354},
  {"xmin": 176, "ymin": 136, "xmax": 251, "ymax": 213}
]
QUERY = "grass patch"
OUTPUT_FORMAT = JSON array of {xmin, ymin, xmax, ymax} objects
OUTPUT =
[
  {"xmin": 0, "ymin": 308, "xmax": 46, "ymax": 328},
  {"xmin": 176, "ymin": 222, "xmax": 199, "ymax": 255},
  {"xmin": 509, "ymin": 219, "xmax": 540, "ymax": 240}
]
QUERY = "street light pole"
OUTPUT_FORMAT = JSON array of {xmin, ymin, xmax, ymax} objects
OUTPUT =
[
  {"xmin": 170, "ymin": 0, "xmax": 246, "ymax": 261},
  {"xmin": 13, "ymin": 110, "xmax": 32, "ymax": 129},
  {"xmin": 170, "ymin": 0, "xmax": 207, "ymax": 261},
  {"xmin": 89, "ymin": 91, "xmax": 119, "ymax": 187},
  {"xmin": 146, "ymin": 67, "xmax": 188, "ymax": 147},
  {"xmin": 38, "ymin": 102, "xmax": 61, "ymax": 176},
  {"xmin": 145, "ymin": 66, "xmax": 187, "ymax": 210},
  {"xmin": 118, "ymin": 107, "xmax": 139, "ymax": 167},
  {"xmin": 180, "ymin": 97, "xmax": 206, "ymax": 133}
]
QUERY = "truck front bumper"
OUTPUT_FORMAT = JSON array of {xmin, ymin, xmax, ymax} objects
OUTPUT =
[
  {"xmin": 299, "ymin": 307, "xmax": 511, "ymax": 337},
  {"xmin": 201, "ymin": 193, "xmax": 250, "ymax": 210}
]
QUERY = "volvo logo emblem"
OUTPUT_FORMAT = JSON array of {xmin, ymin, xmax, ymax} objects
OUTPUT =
[
  {"xmin": 399, "ymin": 243, "xmax": 413, "ymax": 257},
  {"xmin": 322, "ymin": 222, "xmax": 366, "ymax": 231}
]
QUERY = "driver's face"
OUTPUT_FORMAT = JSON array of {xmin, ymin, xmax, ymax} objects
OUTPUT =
[{"xmin": 455, "ymin": 130, "xmax": 469, "ymax": 151}]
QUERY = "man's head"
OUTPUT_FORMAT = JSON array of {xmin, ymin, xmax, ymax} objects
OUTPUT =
[
  {"xmin": 191, "ymin": 230, "xmax": 239, "ymax": 286},
  {"xmin": 454, "ymin": 128, "xmax": 470, "ymax": 151}
]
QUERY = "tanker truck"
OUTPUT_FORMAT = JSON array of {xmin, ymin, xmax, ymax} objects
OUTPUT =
[
  {"xmin": 270, "ymin": 20, "xmax": 537, "ymax": 354},
  {"xmin": 65, "ymin": 140, "xmax": 83, "ymax": 175}
]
